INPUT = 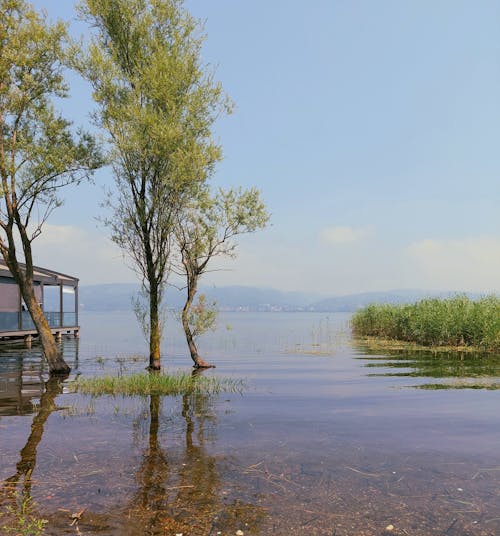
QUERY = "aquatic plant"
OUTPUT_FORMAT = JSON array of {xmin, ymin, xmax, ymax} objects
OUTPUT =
[
  {"xmin": 1, "ymin": 494, "xmax": 47, "ymax": 536},
  {"xmin": 69, "ymin": 372, "xmax": 244, "ymax": 396},
  {"xmin": 416, "ymin": 381, "xmax": 500, "ymax": 390},
  {"xmin": 352, "ymin": 295, "xmax": 500, "ymax": 351}
]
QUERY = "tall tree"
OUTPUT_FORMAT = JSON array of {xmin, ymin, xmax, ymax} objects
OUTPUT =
[
  {"xmin": 176, "ymin": 188, "xmax": 269, "ymax": 368},
  {"xmin": 77, "ymin": 0, "xmax": 230, "ymax": 370},
  {"xmin": 0, "ymin": 0, "xmax": 102, "ymax": 373}
]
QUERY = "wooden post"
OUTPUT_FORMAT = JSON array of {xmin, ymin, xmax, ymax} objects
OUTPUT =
[
  {"xmin": 18, "ymin": 286, "xmax": 22, "ymax": 330},
  {"xmin": 40, "ymin": 282, "xmax": 45, "ymax": 322},
  {"xmin": 59, "ymin": 283, "xmax": 63, "ymax": 328},
  {"xmin": 75, "ymin": 284, "xmax": 79, "ymax": 327},
  {"xmin": 25, "ymin": 334, "xmax": 32, "ymax": 348}
]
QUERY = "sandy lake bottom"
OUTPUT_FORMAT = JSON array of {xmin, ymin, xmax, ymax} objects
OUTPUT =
[{"xmin": 1, "ymin": 312, "xmax": 499, "ymax": 535}]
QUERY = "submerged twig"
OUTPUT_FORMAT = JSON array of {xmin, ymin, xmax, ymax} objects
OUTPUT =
[{"xmin": 344, "ymin": 466, "xmax": 382, "ymax": 478}]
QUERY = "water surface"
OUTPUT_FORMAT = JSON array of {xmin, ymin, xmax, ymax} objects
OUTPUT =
[{"xmin": 1, "ymin": 312, "xmax": 499, "ymax": 535}]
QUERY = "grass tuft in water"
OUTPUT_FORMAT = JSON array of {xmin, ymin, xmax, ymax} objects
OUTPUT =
[
  {"xmin": 69, "ymin": 372, "xmax": 244, "ymax": 396},
  {"xmin": 416, "ymin": 381, "xmax": 500, "ymax": 390},
  {"xmin": 352, "ymin": 295, "xmax": 500, "ymax": 351},
  {"xmin": 1, "ymin": 494, "xmax": 47, "ymax": 536}
]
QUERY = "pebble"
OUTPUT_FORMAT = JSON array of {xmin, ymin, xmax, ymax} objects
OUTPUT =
[
  {"xmin": 236, "ymin": 531, "xmax": 244, "ymax": 536},
  {"xmin": 385, "ymin": 525, "xmax": 394, "ymax": 532}
]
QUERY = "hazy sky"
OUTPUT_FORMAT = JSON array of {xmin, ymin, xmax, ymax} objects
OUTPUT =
[{"xmin": 29, "ymin": 1, "xmax": 500, "ymax": 295}]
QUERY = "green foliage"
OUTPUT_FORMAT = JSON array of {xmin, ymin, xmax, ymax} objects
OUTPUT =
[
  {"xmin": 76, "ymin": 0, "xmax": 231, "ymax": 363},
  {"xmin": 0, "ymin": 0, "xmax": 101, "ymax": 367},
  {"xmin": 131, "ymin": 286, "xmax": 166, "ymax": 340},
  {"xmin": 188, "ymin": 293, "xmax": 217, "ymax": 338},
  {"xmin": 352, "ymin": 295, "xmax": 500, "ymax": 351},
  {"xmin": 131, "ymin": 288, "xmax": 150, "ymax": 339},
  {"xmin": 417, "ymin": 382, "xmax": 500, "ymax": 390},
  {"xmin": 70, "ymin": 371, "xmax": 243, "ymax": 396},
  {"xmin": 177, "ymin": 187, "xmax": 270, "ymax": 267},
  {"xmin": 0, "ymin": 0, "xmax": 102, "ymax": 238},
  {"xmin": 176, "ymin": 186, "xmax": 269, "ymax": 360},
  {"xmin": 76, "ymin": 0, "xmax": 231, "ymax": 283},
  {"xmin": 1, "ymin": 493, "xmax": 47, "ymax": 536}
]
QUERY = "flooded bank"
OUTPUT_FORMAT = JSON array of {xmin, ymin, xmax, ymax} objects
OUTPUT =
[{"xmin": 1, "ymin": 312, "xmax": 499, "ymax": 535}]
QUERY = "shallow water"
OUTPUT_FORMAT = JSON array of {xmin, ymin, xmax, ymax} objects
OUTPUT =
[{"xmin": 0, "ymin": 312, "xmax": 499, "ymax": 535}]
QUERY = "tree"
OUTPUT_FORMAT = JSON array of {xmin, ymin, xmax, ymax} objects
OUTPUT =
[
  {"xmin": 77, "ymin": 0, "xmax": 230, "ymax": 370},
  {"xmin": 176, "ymin": 187, "xmax": 269, "ymax": 368},
  {"xmin": 0, "ymin": 0, "xmax": 102, "ymax": 374}
]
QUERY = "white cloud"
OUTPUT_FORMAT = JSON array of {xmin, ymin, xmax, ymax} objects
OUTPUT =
[
  {"xmin": 203, "ymin": 227, "xmax": 389, "ymax": 294},
  {"xmin": 30, "ymin": 224, "xmax": 138, "ymax": 285},
  {"xmin": 320, "ymin": 225, "xmax": 373, "ymax": 245},
  {"xmin": 206, "ymin": 232, "xmax": 500, "ymax": 295},
  {"xmin": 18, "ymin": 223, "xmax": 500, "ymax": 295},
  {"xmin": 407, "ymin": 236, "xmax": 500, "ymax": 292}
]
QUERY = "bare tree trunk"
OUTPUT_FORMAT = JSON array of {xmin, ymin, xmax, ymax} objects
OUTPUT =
[
  {"xmin": 4, "ymin": 376, "xmax": 66, "ymax": 498},
  {"xmin": 1, "ymin": 227, "xmax": 70, "ymax": 374},
  {"xmin": 149, "ymin": 282, "xmax": 161, "ymax": 370},
  {"xmin": 19, "ymin": 279, "xmax": 70, "ymax": 374},
  {"xmin": 181, "ymin": 276, "xmax": 213, "ymax": 368}
]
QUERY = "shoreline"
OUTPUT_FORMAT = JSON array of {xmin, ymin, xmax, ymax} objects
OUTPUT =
[{"xmin": 352, "ymin": 335, "xmax": 499, "ymax": 354}]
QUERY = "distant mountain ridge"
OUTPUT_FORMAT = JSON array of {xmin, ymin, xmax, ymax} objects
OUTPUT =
[
  {"xmin": 311, "ymin": 289, "xmax": 470, "ymax": 312},
  {"xmin": 78, "ymin": 284, "xmax": 322, "ymax": 311},
  {"xmin": 78, "ymin": 284, "xmax": 481, "ymax": 313}
]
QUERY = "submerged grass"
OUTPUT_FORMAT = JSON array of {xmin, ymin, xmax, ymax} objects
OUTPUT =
[
  {"xmin": 352, "ymin": 295, "xmax": 500, "ymax": 352},
  {"xmin": 416, "ymin": 382, "xmax": 500, "ymax": 390},
  {"xmin": 0, "ymin": 494, "xmax": 47, "ymax": 536},
  {"xmin": 353, "ymin": 336, "xmax": 482, "ymax": 354},
  {"xmin": 69, "ymin": 372, "xmax": 244, "ymax": 396}
]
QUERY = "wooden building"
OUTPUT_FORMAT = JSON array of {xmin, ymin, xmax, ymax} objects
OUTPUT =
[{"xmin": 0, "ymin": 260, "xmax": 79, "ymax": 341}]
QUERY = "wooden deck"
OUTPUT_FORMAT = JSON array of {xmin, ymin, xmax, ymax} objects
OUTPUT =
[
  {"xmin": 0, "ymin": 369, "xmax": 45, "ymax": 416},
  {"xmin": 0, "ymin": 259, "xmax": 79, "ymax": 344},
  {"xmin": 0, "ymin": 326, "xmax": 79, "ymax": 340}
]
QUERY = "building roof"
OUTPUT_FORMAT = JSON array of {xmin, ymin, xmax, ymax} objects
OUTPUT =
[{"xmin": 0, "ymin": 259, "xmax": 78, "ymax": 286}]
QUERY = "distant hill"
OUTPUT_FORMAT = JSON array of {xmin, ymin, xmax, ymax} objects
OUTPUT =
[
  {"xmin": 78, "ymin": 284, "xmax": 476, "ymax": 313},
  {"xmin": 79, "ymin": 284, "xmax": 147, "ymax": 312},
  {"xmin": 78, "ymin": 284, "xmax": 322, "ymax": 312},
  {"xmin": 311, "ymin": 289, "xmax": 461, "ymax": 312},
  {"xmin": 79, "ymin": 284, "xmax": 322, "ymax": 312},
  {"xmin": 200, "ymin": 286, "xmax": 321, "ymax": 311}
]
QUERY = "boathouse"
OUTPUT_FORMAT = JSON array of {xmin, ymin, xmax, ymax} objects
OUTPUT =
[{"xmin": 0, "ymin": 260, "xmax": 79, "ymax": 341}]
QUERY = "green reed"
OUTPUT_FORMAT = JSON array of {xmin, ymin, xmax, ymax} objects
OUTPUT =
[
  {"xmin": 416, "ymin": 381, "xmax": 500, "ymax": 390},
  {"xmin": 70, "ymin": 372, "xmax": 244, "ymax": 396},
  {"xmin": 352, "ymin": 295, "xmax": 500, "ymax": 351},
  {"xmin": 1, "ymin": 494, "xmax": 47, "ymax": 536}
]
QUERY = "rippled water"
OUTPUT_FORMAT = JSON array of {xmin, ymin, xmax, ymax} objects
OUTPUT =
[{"xmin": 1, "ymin": 312, "xmax": 499, "ymax": 535}]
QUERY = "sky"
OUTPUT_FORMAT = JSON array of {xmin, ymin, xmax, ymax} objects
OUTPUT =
[{"xmin": 27, "ymin": 0, "xmax": 500, "ymax": 296}]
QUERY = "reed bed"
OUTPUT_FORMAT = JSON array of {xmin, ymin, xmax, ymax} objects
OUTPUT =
[
  {"xmin": 416, "ymin": 381, "xmax": 500, "ymax": 390},
  {"xmin": 69, "ymin": 372, "xmax": 243, "ymax": 396},
  {"xmin": 352, "ymin": 295, "xmax": 500, "ymax": 351}
]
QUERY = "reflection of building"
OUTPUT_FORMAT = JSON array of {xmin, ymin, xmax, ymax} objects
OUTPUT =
[
  {"xmin": 0, "ymin": 260, "xmax": 79, "ymax": 341},
  {"xmin": 0, "ymin": 338, "xmax": 79, "ymax": 416},
  {"xmin": 0, "ymin": 347, "xmax": 45, "ymax": 416}
]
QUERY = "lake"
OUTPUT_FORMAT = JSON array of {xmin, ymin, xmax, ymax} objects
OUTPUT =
[{"xmin": 1, "ymin": 311, "xmax": 499, "ymax": 535}]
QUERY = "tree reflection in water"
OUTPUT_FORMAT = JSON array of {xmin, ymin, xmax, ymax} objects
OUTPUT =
[
  {"xmin": 1, "ymin": 375, "xmax": 66, "ymax": 531},
  {"xmin": 0, "ymin": 337, "xmax": 79, "ymax": 417},
  {"xmin": 128, "ymin": 369, "xmax": 265, "ymax": 535},
  {"xmin": 1, "ymin": 369, "xmax": 265, "ymax": 535}
]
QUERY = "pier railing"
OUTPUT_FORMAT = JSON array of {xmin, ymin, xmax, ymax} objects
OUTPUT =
[{"xmin": 0, "ymin": 311, "xmax": 77, "ymax": 333}]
